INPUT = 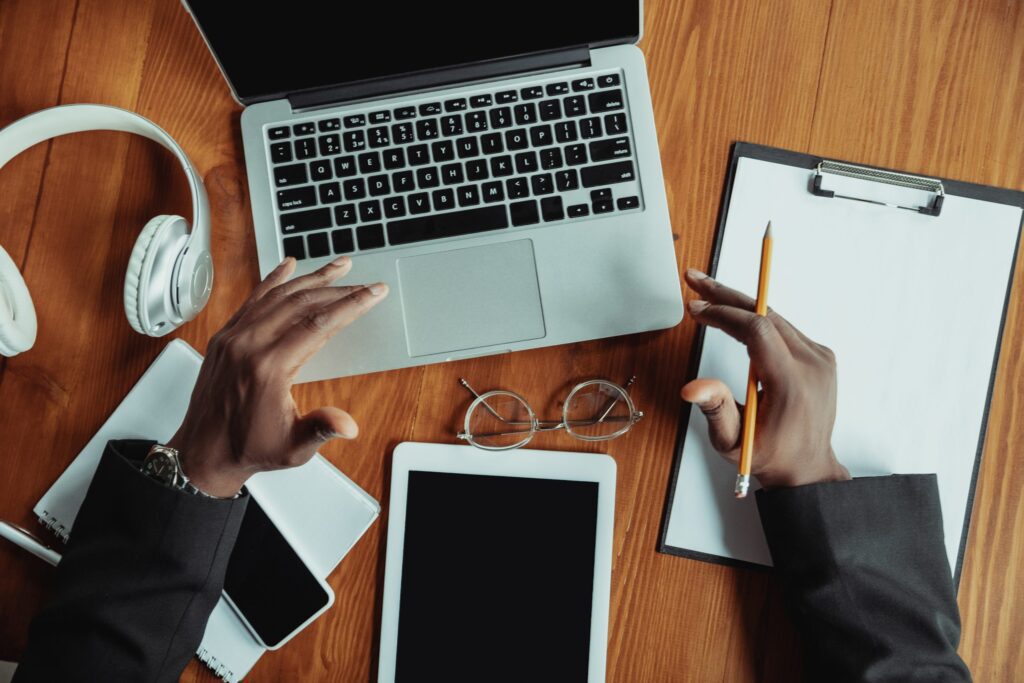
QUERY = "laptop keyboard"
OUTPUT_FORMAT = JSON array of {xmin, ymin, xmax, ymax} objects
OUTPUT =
[{"xmin": 264, "ymin": 71, "xmax": 643, "ymax": 260}]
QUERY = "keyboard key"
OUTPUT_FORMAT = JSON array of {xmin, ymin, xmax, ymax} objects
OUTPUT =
[
  {"xmin": 568, "ymin": 203, "xmax": 589, "ymax": 217},
  {"xmin": 546, "ymin": 82, "xmax": 569, "ymax": 96},
  {"xmin": 441, "ymin": 115, "xmax": 463, "ymax": 137},
  {"xmin": 529, "ymin": 124, "xmax": 553, "ymax": 147},
  {"xmin": 416, "ymin": 166, "xmax": 439, "ymax": 188},
  {"xmin": 580, "ymin": 117, "xmax": 603, "ymax": 139},
  {"xmin": 357, "ymin": 224, "xmax": 386, "ymax": 250},
  {"xmin": 593, "ymin": 199, "xmax": 614, "ymax": 214},
  {"xmin": 359, "ymin": 200, "xmax": 381, "ymax": 222},
  {"xmin": 319, "ymin": 182, "xmax": 342, "ymax": 204},
  {"xmin": 307, "ymin": 232, "xmax": 330, "ymax": 258},
  {"xmin": 520, "ymin": 86, "xmax": 543, "ymax": 100},
  {"xmin": 539, "ymin": 99, "xmax": 562, "ymax": 121},
  {"xmin": 408, "ymin": 192, "xmax": 431, "ymax": 214},
  {"xmin": 392, "ymin": 122, "xmax": 414, "ymax": 144},
  {"xmin": 370, "ymin": 110, "xmax": 391, "ymax": 124},
  {"xmin": 470, "ymin": 94, "xmax": 492, "ymax": 108},
  {"xmin": 589, "ymin": 90, "xmax": 625, "ymax": 112},
  {"xmin": 419, "ymin": 102, "xmax": 442, "ymax": 116},
  {"xmin": 270, "ymin": 141, "xmax": 292, "ymax": 163},
  {"xmin": 441, "ymin": 163, "xmax": 464, "ymax": 185},
  {"xmin": 513, "ymin": 103, "xmax": 537, "ymax": 125},
  {"xmin": 563, "ymin": 96, "xmax": 586, "ymax": 117},
  {"xmin": 274, "ymin": 163, "xmax": 308, "ymax": 187},
  {"xmin": 344, "ymin": 115, "xmax": 366, "ymax": 127},
  {"xmin": 277, "ymin": 186, "xmax": 316, "ymax": 211},
  {"xmin": 481, "ymin": 181, "xmax": 504, "ymax": 203},
  {"xmin": 280, "ymin": 207, "xmax": 331, "ymax": 234},
  {"xmin": 506, "ymin": 177, "xmax": 529, "ymax": 199},
  {"xmin": 565, "ymin": 144, "xmax": 588, "ymax": 165},
  {"xmin": 359, "ymin": 152, "xmax": 381, "ymax": 174},
  {"xmin": 408, "ymin": 144, "xmax": 430, "ymax": 165},
  {"xmin": 310, "ymin": 160, "xmax": 332, "ymax": 181},
  {"xmin": 605, "ymin": 112, "xmax": 628, "ymax": 135},
  {"xmin": 394, "ymin": 106, "xmax": 417, "ymax": 120},
  {"xmin": 490, "ymin": 155, "xmax": 513, "ymax": 177},
  {"xmin": 581, "ymin": 160, "xmax": 636, "ymax": 188},
  {"xmin": 369, "ymin": 126, "xmax": 390, "ymax": 148},
  {"xmin": 555, "ymin": 169, "xmax": 580, "ymax": 191},
  {"xmin": 481, "ymin": 133, "xmax": 504, "ymax": 154},
  {"xmin": 384, "ymin": 148, "xmax": 406, "ymax": 170},
  {"xmin": 387, "ymin": 205, "xmax": 508, "ymax": 246},
  {"xmin": 384, "ymin": 196, "xmax": 406, "ymax": 218},
  {"xmin": 591, "ymin": 189, "xmax": 612, "ymax": 201},
  {"xmin": 456, "ymin": 137, "xmax": 479, "ymax": 158},
  {"xmin": 334, "ymin": 204, "xmax": 357, "ymax": 225},
  {"xmin": 392, "ymin": 170, "xmax": 415, "ymax": 192},
  {"xmin": 505, "ymin": 129, "xmax": 528, "ymax": 150},
  {"xmin": 343, "ymin": 178, "xmax": 366, "ymax": 200},
  {"xmin": 293, "ymin": 122, "xmax": 315, "ymax": 136},
  {"xmin": 465, "ymin": 158, "xmax": 489, "ymax": 181},
  {"xmin": 295, "ymin": 138, "xmax": 316, "ymax": 159},
  {"xmin": 617, "ymin": 196, "xmax": 640, "ymax": 210},
  {"xmin": 368, "ymin": 174, "xmax": 390, "ymax": 196},
  {"xmin": 515, "ymin": 151, "xmax": 538, "ymax": 174},
  {"xmin": 318, "ymin": 134, "xmax": 341, "ymax": 156},
  {"xmin": 343, "ymin": 130, "xmax": 366, "ymax": 152},
  {"xmin": 334, "ymin": 155, "xmax": 357, "ymax": 177},
  {"xmin": 541, "ymin": 196, "xmax": 564, "ymax": 221},
  {"xmin": 531, "ymin": 173, "xmax": 553, "ymax": 195},
  {"xmin": 540, "ymin": 147, "xmax": 563, "ymax": 170},
  {"xmin": 445, "ymin": 98, "xmax": 467, "ymax": 112},
  {"xmin": 457, "ymin": 184, "xmax": 480, "ymax": 207},
  {"xmin": 432, "ymin": 188, "xmax": 455, "ymax": 210},
  {"xmin": 509, "ymin": 200, "xmax": 539, "ymax": 226},
  {"xmin": 283, "ymin": 235, "xmax": 305, "ymax": 259},
  {"xmin": 432, "ymin": 140, "xmax": 455, "ymax": 162},
  {"xmin": 416, "ymin": 119, "xmax": 439, "ymax": 140},
  {"xmin": 495, "ymin": 90, "xmax": 518, "ymax": 103},
  {"xmin": 555, "ymin": 121, "xmax": 579, "ymax": 143},
  {"xmin": 590, "ymin": 137, "xmax": 632, "ymax": 162},
  {"xmin": 318, "ymin": 118, "xmax": 341, "ymax": 131},
  {"xmin": 331, "ymin": 228, "xmax": 354, "ymax": 254},
  {"xmin": 269, "ymin": 126, "xmax": 290, "ymax": 140},
  {"xmin": 597, "ymin": 73, "xmax": 621, "ymax": 88},
  {"xmin": 466, "ymin": 111, "xmax": 488, "ymax": 132},
  {"xmin": 572, "ymin": 78, "xmax": 595, "ymax": 92},
  {"xmin": 489, "ymin": 107, "xmax": 512, "ymax": 129}
]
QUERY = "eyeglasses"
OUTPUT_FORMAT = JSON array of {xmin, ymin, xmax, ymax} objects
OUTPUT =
[{"xmin": 456, "ymin": 377, "xmax": 644, "ymax": 451}]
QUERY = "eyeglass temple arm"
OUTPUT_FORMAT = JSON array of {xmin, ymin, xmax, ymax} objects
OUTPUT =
[{"xmin": 594, "ymin": 376, "xmax": 638, "ymax": 424}]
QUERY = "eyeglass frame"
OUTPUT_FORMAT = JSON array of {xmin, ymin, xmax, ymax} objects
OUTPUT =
[{"xmin": 456, "ymin": 377, "xmax": 644, "ymax": 451}]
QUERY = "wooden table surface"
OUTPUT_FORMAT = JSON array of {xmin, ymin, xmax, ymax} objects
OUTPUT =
[{"xmin": 1, "ymin": 0, "xmax": 1022, "ymax": 680}]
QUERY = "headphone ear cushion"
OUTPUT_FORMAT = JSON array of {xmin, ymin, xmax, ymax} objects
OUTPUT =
[
  {"xmin": 124, "ymin": 215, "xmax": 177, "ymax": 334},
  {"xmin": 0, "ymin": 245, "xmax": 38, "ymax": 357}
]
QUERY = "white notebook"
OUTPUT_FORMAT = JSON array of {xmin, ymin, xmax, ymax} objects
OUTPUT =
[
  {"xmin": 33, "ymin": 339, "xmax": 380, "ymax": 682},
  {"xmin": 660, "ymin": 144, "xmax": 1023, "ymax": 581}
]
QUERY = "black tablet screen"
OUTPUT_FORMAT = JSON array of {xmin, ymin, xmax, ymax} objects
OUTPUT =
[{"xmin": 396, "ymin": 471, "xmax": 599, "ymax": 682}]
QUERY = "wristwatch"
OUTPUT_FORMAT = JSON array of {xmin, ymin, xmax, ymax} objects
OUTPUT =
[{"xmin": 141, "ymin": 444, "xmax": 235, "ymax": 499}]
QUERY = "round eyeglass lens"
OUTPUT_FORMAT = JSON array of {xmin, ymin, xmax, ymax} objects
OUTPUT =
[
  {"xmin": 564, "ymin": 381, "xmax": 634, "ymax": 440},
  {"xmin": 466, "ymin": 391, "xmax": 535, "ymax": 449}
]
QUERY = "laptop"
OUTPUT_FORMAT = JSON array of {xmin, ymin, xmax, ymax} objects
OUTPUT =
[{"xmin": 182, "ymin": 0, "xmax": 683, "ymax": 381}]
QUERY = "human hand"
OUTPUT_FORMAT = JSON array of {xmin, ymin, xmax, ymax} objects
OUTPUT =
[
  {"xmin": 681, "ymin": 268, "xmax": 849, "ymax": 489},
  {"xmin": 167, "ymin": 256, "xmax": 388, "ymax": 497}
]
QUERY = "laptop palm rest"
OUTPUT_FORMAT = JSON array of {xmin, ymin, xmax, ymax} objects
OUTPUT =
[{"xmin": 396, "ymin": 239, "xmax": 546, "ymax": 358}]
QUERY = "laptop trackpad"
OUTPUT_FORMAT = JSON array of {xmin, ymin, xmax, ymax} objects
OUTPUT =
[{"xmin": 397, "ymin": 239, "xmax": 546, "ymax": 357}]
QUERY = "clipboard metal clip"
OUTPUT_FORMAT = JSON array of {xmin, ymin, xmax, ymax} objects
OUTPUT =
[{"xmin": 810, "ymin": 160, "xmax": 945, "ymax": 216}]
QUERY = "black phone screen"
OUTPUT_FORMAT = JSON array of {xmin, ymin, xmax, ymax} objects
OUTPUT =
[{"xmin": 223, "ymin": 498, "xmax": 330, "ymax": 648}]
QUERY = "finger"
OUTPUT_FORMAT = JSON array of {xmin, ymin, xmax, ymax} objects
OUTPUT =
[
  {"xmin": 687, "ymin": 299, "xmax": 791, "ymax": 384},
  {"xmin": 685, "ymin": 269, "xmax": 814, "ymax": 353},
  {"xmin": 265, "ymin": 255, "xmax": 352, "ymax": 303},
  {"xmin": 293, "ymin": 406, "xmax": 359, "ymax": 448},
  {"xmin": 274, "ymin": 283, "xmax": 390, "ymax": 366},
  {"xmin": 681, "ymin": 378, "xmax": 743, "ymax": 454},
  {"xmin": 223, "ymin": 257, "xmax": 297, "ymax": 328}
]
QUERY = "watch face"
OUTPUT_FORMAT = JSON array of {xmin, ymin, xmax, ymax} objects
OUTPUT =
[{"xmin": 144, "ymin": 452, "xmax": 178, "ymax": 484}]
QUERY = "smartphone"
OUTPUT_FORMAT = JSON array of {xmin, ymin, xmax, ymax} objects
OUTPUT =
[{"xmin": 222, "ymin": 498, "xmax": 334, "ymax": 649}]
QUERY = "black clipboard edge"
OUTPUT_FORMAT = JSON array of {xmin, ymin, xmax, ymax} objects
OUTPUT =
[{"xmin": 657, "ymin": 142, "xmax": 1024, "ymax": 592}]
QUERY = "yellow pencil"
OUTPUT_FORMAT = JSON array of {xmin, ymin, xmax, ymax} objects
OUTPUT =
[{"xmin": 736, "ymin": 221, "xmax": 773, "ymax": 499}]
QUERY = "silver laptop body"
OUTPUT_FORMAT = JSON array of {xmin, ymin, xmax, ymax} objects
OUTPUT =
[{"xmin": 183, "ymin": 1, "xmax": 683, "ymax": 382}]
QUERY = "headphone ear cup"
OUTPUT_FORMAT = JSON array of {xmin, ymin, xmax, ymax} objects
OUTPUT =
[
  {"xmin": 124, "ymin": 215, "xmax": 179, "ymax": 335},
  {"xmin": 0, "ymin": 245, "xmax": 38, "ymax": 357}
]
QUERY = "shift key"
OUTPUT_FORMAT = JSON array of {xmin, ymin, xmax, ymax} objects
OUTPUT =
[
  {"xmin": 580, "ymin": 160, "xmax": 636, "ymax": 188},
  {"xmin": 280, "ymin": 207, "xmax": 332, "ymax": 234}
]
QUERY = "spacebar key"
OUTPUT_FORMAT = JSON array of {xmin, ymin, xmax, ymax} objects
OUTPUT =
[{"xmin": 387, "ymin": 206, "xmax": 509, "ymax": 246}]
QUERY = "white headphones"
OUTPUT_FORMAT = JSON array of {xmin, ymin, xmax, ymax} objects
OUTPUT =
[{"xmin": 0, "ymin": 104, "xmax": 213, "ymax": 357}]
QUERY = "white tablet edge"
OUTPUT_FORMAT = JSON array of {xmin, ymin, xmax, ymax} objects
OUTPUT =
[{"xmin": 377, "ymin": 442, "xmax": 617, "ymax": 683}]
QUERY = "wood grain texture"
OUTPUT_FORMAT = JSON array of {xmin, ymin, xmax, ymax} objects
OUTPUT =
[{"xmin": 0, "ymin": 0, "xmax": 1020, "ymax": 680}]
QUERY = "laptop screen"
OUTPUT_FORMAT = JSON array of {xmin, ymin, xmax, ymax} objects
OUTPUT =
[{"xmin": 184, "ymin": 1, "xmax": 640, "ymax": 104}]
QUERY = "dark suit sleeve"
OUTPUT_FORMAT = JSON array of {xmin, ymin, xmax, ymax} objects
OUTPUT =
[
  {"xmin": 15, "ymin": 440, "xmax": 248, "ymax": 683},
  {"xmin": 756, "ymin": 474, "xmax": 971, "ymax": 683}
]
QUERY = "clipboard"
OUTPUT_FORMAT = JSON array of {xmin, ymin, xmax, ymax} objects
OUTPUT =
[{"xmin": 658, "ymin": 142, "xmax": 1024, "ymax": 588}]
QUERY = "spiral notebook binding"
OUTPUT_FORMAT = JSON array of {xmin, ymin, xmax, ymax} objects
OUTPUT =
[
  {"xmin": 37, "ymin": 511, "xmax": 70, "ymax": 542},
  {"xmin": 811, "ymin": 159, "xmax": 945, "ymax": 216},
  {"xmin": 196, "ymin": 647, "xmax": 236, "ymax": 682}
]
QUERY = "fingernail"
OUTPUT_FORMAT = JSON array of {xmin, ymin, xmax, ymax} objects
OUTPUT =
[
  {"xmin": 331, "ymin": 255, "xmax": 350, "ymax": 267},
  {"xmin": 368, "ymin": 282, "xmax": 389, "ymax": 296},
  {"xmin": 278, "ymin": 256, "xmax": 294, "ymax": 268},
  {"xmin": 689, "ymin": 300, "xmax": 709, "ymax": 314},
  {"xmin": 687, "ymin": 268, "xmax": 709, "ymax": 280}
]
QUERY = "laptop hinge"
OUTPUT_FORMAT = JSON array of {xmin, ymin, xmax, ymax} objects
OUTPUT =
[{"xmin": 288, "ymin": 46, "xmax": 591, "ymax": 111}]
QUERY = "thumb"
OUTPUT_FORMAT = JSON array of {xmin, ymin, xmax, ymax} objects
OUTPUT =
[
  {"xmin": 681, "ymin": 378, "xmax": 742, "ymax": 455},
  {"xmin": 292, "ymin": 406, "xmax": 359, "ymax": 455}
]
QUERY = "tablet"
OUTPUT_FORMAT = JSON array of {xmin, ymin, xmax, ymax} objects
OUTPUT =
[{"xmin": 378, "ymin": 442, "xmax": 617, "ymax": 683}]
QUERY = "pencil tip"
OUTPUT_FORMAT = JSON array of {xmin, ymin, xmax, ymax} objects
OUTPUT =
[{"xmin": 765, "ymin": 220, "xmax": 772, "ymax": 238}]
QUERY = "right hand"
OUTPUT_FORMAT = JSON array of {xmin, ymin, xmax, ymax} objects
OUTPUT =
[{"xmin": 681, "ymin": 268, "xmax": 850, "ymax": 489}]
